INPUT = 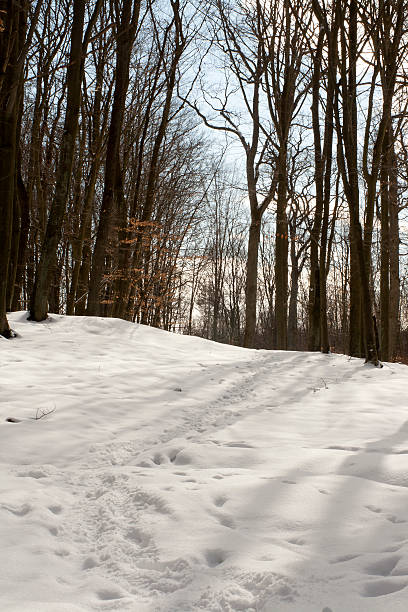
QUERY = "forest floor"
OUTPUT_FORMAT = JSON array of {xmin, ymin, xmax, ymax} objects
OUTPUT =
[{"xmin": 2, "ymin": 313, "xmax": 408, "ymax": 611}]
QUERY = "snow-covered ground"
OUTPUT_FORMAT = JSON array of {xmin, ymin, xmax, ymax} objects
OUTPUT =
[{"xmin": 2, "ymin": 314, "xmax": 408, "ymax": 611}]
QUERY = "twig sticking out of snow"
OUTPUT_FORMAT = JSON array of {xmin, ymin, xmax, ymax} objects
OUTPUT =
[{"xmin": 31, "ymin": 406, "xmax": 56, "ymax": 420}]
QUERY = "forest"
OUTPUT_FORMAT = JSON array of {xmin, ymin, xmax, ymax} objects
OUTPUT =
[{"xmin": 1, "ymin": 0, "xmax": 408, "ymax": 366}]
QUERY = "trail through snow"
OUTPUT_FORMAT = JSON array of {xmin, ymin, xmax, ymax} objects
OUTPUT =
[{"xmin": 2, "ymin": 314, "xmax": 408, "ymax": 611}]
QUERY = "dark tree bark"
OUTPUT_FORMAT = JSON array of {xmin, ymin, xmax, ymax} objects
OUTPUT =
[
  {"xmin": 308, "ymin": 27, "xmax": 324, "ymax": 352},
  {"xmin": 0, "ymin": 0, "xmax": 35, "ymax": 336},
  {"xmin": 335, "ymin": 0, "xmax": 379, "ymax": 365},
  {"xmin": 309, "ymin": 1, "xmax": 339, "ymax": 354},
  {"xmin": 87, "ymin": 0, "xmax": 141, "ymax": 316},
  {"xmin": 30, "ymin": 0, "xmax": 102, "ymax": 321},
  {"xmin": 388, "ymin": 138, "xmax": 399, "ymax": 360}
]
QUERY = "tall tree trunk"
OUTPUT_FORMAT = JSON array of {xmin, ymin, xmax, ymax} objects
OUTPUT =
[
  {"xmin": 87, "ymin": 0, "xmax": 140, "ymax": 316},
  {"xmin": 336, "ymin": 0, "xmax": 379, "ymax": 364},
  {"xmin": 380, "ymin": 128, "xmax": 391, "ymax": 361},
  {"xmin": 308, "ymin": 29, "xmax": 324, "ymax": 352},
  {"xmin": 243, "ymin": 215, "xmax": 261, "ymax": 347},
  {"xmin": 30, "ymin": 0, "xmax": 99, "ymax": 321},
  {"xmin": 274, "ymin": 146, "xmax": 289, "ymax": 350},
  {"xmin": 11, "ymin": 169, "xmax": 30, "ymax": 310},
  {"xmin": 389, "ymin": 138, "xmax": 399, "ymax": 360},
  {"xmin": 288, "ymin": 236, "xmax": 299, "ymax": 350},
  {"xmin": 0, "ymin": 1, "xmax": 29, "ymax": 337}
]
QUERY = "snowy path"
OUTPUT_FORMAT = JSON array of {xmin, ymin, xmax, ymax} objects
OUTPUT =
[{"xmin": 2, "ymin": 314, "xmax": 408, "ymax": 611}]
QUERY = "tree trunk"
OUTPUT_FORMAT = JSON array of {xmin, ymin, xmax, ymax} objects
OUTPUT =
[
  {"xmin": 336, "ymin": 0, "xmax": 379, "ymax": 364},
  {"xmin": 30, "ymin": 0, "xmax": 88, "ymax": 321},
  {"xmin": 0, "ymin": 1, "xmax": 28, "ymax": 337},
  {"xmin": 274, "ymin": 147, "xmax": 289, "ymax": 350},
  {"xmin": 389, "ymin": 138, "xmax": 399, "ymax": 360},
  {"xmin": 0, "ymin": 111, "xmax": 15, "ymax": 337},
  {"xmin": 243, "ymin": 216, "xmax": 261, "ymax": 347},
  {"xmin": 288, "ymin": 237, "xmax": 299, "ymax": 350},
  {"xmin": 87, "ymin": 0, "xmax": 140, "ymax": 316},
  {"xmin": 308, "ymin": 30, "xmax": 324, "ymax": 352},
  {"xmin": 11, "ymin": 170, "xmax": 30, "ymax": 311},
  {"xmin": 380, "ymin": 128, "xmax": 391, "ymax": 361}
]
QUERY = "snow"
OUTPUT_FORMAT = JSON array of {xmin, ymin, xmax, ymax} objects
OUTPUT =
[{"xmin": 2, "ymin": 313, "xmax": 408, "ymax": 611}]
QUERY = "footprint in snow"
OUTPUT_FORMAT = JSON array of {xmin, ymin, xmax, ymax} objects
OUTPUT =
[
  {"xmin": 223, "ymin": 441, "xmax": 254, "ymax": 448},
  {"xmin": 365, "ymin": 555, "xmax": 400, "ymax": 576},
  {"xmin": 217, "ymin": 514, "xmax": 235, "ymax": 529},
  {"xmin": 205, "ymin": 549, "xmax": 227, "ymax": 567},
  {"xmin": 83, "ymin": 556, "xmax": 99, "ymax": 570},
  {"xmin": 1, "ymin": 503, "xmax": 31, "ymax": 517},
  {"xmin": 330, "ymin": 553, "xmax": 360, "ymax": 564},
  {"xmin": 214, "ymin": 495, "xmax": 228, "ymax": 507},
  {"xmin": 387, "ymin": 515, "xmax": 406, "ymax": 524},
  {"xmin": 97, "ymin": 588, "xmax": 124, "ymax": 600},
  {"xmin": 382, "ymin": 545, "xmax": 401, "ymax": 553},
  {"xmin": 365, "ymin": 504, "xmax": 382, "ymax": 514},
  {"xmin": 287, "ymin": 537, "xmax": 306, "ymax": 546},
  {"xmin": 18, "ymin": 469, "xmax": 47, "ymax": 479},
  {"xmin": 362, "ymin": 578, "xmax": 408, "ymax": 597},
  {"xmin": 326, "ymin": 445, "xmax": 361, "ymax": 452}
]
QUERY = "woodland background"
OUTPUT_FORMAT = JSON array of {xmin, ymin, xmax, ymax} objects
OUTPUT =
[{"xmin": 1, "ymin": 0, "xmax": 408, "ymax": 366}]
